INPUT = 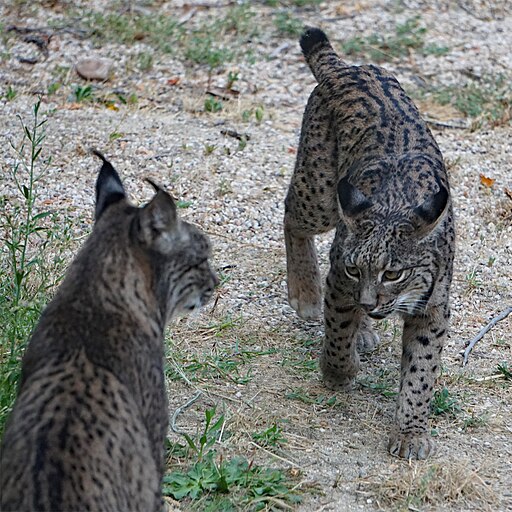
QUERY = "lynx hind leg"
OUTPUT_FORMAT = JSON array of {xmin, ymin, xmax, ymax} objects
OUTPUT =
[{"xmin": 283, "ymin": 88, "xmax": 339, "ymax": 321}]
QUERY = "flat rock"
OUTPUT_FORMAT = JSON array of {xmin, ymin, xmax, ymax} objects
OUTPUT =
[{"xmin": 75, "ymin": 57, "xmax": 112, "ymax": 81}]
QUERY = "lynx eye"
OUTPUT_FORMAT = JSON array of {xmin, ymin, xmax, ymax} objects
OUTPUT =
[
  {"xmin": 382, "ymin": 269, "xmax": 404, "ymax": 282},
  {"xmin": 345, "ymin": 265, "xmax": 360, "ymax": 280}
]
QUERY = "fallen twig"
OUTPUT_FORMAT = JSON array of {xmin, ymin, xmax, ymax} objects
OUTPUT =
[
  {"xmin": 462, "ymin": 306, "xmax": 512, "ymax": 366},
  {"xmin": 424, "ymin": 118, "xmax": 470, "ymax": 130},
  {"xmin": 220, "ymin": 129, "xmax": 250, "ymax": 141},
  {"xmin": 7, "ymin": 24, "xmax": 87, "ymax": 38},
  {"xmin": 170, "ymin": 390, "xmax": 203, "ymax": 434},
  {"xmin": 248, "ymin": 441, "xmax": 302, "ymax": 469}
]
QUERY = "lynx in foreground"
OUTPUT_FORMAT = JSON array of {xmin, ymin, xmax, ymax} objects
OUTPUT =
[
  {"xmin": 0, "ymin": 152, "xmax": 218, "ymax": 510},
  {"xmin": 284, "ymin": 28, "xmax": 455, "ymax": 459}
]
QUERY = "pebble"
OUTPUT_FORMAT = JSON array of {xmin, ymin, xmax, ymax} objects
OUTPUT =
[{"xmin": 75, "ymin": 57, "xmax": 112, "ymax": 81}]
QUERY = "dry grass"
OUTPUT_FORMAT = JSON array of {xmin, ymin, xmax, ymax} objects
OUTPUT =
[{"xmin": 361, "ymin": 460, "xmax": 495, "ymax": 511}]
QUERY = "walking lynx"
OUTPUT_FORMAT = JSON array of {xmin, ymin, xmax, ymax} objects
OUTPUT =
[
  {"xmin": 284, "ymin": 28, "xmax": 455, "ymax": 459},
  {"xmin": 0, "ymin": 151, "xmax": 218, "ymax": 510}
]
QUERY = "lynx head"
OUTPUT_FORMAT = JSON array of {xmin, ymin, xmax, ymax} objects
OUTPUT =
[
  {"xmin": 92, "ymin": 150, "xmax": 218, "ymax": 324},
  {"xmin": 335, "ymin": 160, "xmax": 450, "ymax": 319}
]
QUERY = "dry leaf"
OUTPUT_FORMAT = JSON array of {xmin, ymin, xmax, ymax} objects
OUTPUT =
[{"xmin": 479, "ymin": 173, "xmax": 495, "ymax": 187}]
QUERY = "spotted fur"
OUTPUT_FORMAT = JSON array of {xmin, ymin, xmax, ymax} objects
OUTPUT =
[
  {"xmin": 284, "ymin": 28, "xmax": 455, "ymax": 459},
  {"xmin": 0, "ymin": 152, "xmax": 218, "ymax": 510}
]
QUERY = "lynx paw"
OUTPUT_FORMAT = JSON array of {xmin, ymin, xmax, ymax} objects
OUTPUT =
[
  {"xmin": 320, "ymin": 359, "xmax": 358, "ymax": 391},
  {"xmin": 288, "ymin": 279, "xmax": 322, "ymax": 320},
  {"xmin": 289, "ymin": 296, "xmax": 322, "ymax": 321},
  {"xmin": 388, "ymin": 431, "xmax": 436, "ymax": 460},
  {"xmin": 356, "ymin": 329, "xmax": 380, "ymax": 353}
]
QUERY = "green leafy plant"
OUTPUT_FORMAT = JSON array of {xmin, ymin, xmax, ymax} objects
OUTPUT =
[
  {"xmin": 182, "ymin": 407, "xmax": 225, "ymax": 462},
  {"xmin": 5, "ymin": 85, "xmax": 16, "ymax": 101},
  {"xmin": 496, "ymin": 362, "xmax": 511, "ymax": 381},
  {"xmin": 465, "ymin": 269, "xmax": 482, "ymax": 290},
  {"xmin": 84, "ymin": 11, "xmax": 180, "ymax": 53},
  {"xmin": 136, "ymin": 51, "xmax": 153, "ymax": 71},
  {"xmin": 0, "ymin": 100, "xmax": 73, "ymax": 435},
  {"xmin": 204, "ymin": 96, "xmax": 223, "ymax": 113},
  {"xmin": 281, "ymin": 353, "xmax": 317, "ymax": 377},
  {"xmin": 163, "ymin": 453, "xmax": 301, "ymax": 509},
  {"xmin": 285, "ymin": 387, "xmax": 337, "ymax": 407},
  {"xmin": 162, "ymin": 408, "xmax": 299, "ymax": 511},
  {"xmin": 108, "ymin": 131, "xmax": 124, "ymax": 141},
  {"xmin": 358, "ymin": 372, "xmax": 398, "ymax": 398},
  {"xmin": 204, "ymin": 143, "xmax": 216, "ymax": 155},
  {"xmin": 341, "ymin": 16, "xmax": 442, "ymax": 62},
  {"xmin": 252, "ymin": 423, "xmax": 287, "ymax": 448},
  {"xmin": 177, "ymin": 199, "xmax": 193, "ymax": 209},
  {"xmin": 237, "ymin": 136, "xmax": 248, "ymax": 151},
  {"xmin": 462, "ymin": 412, "xmax": 489, "ymax": 431},
  {"xmin": 221, "ymin": 4, "xmax": 257, "ymax": 36},
  {"xmin": 185, "ymin": 35, "xmax": 233, "ymax": 69},
  {"xmin": 73, "ymin": 84, "xmax": 94, "ymax": 102},
  {"xmin": 430, "ymin": 75, "xmax": 512, "ymax": 123},
  {"xmin": 168, "ymin": 351, "xmax": 252, "ymax": 385},
  {"xmin": 47, "ymin": 82, "xmax": 61, "ymax": 96},
  {"xmin": 226, "ymin": 71, "xmax": 239, "ymax": 90},
  {"xmin": 431, "ymin": 387, "xmax": 460, "ymax": 417},
  {"xmin": 254, "ymin": 106, "xmax": 264, "ymax": 122}
]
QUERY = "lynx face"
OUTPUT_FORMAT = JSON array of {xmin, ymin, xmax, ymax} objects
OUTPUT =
[{"xmin": 93, "ymin": 156, "xmax": 218, "ymax": 325}]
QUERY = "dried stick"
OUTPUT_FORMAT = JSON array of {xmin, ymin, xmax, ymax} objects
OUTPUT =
[
  {"xmin": 462, "ymin": 306, "xmax": 512, "ymax": 366},
  {"xmin": 170, "ymin": 391, "xmax": 203, "ymax": 434}
]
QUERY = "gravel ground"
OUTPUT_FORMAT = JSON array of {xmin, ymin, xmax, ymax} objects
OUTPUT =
[{"xmin": 1, "ymin": 1, "xmax": 511, "ymax": 511}]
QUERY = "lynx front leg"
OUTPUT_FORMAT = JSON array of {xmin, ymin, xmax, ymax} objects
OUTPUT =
[
  {"xmin": 388, "ymin": 305, "xmax": 448, "ymax": 460},
  {"xmin": 320, "ymin": 271, "xmax": 365, "ymax": 389}
]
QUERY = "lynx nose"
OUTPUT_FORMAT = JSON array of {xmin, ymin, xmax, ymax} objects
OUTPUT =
[
  {"xmin": 359, "ymin": 288, "xmax": 377, "ymax": 312},
  {"xmin": 360, "ymin": 301, "xmax": 377, "ymax": 313}
]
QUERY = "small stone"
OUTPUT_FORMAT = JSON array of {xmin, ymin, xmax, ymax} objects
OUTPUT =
[{"xmin": 75, "ymin": 57, "xmax": 112, "ymax": 81}]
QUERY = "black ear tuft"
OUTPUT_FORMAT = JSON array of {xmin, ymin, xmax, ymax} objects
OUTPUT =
[
  {"xmin": 92, "ymin": 149, "xmax": 126, "ymax": 220},
  {"xmin": 337, "ymin": 177, "xmax": 372, "ymax": 217},
  {"xmin": 413, "ymin": 180, "xmax": 449, "ymax": 234}
]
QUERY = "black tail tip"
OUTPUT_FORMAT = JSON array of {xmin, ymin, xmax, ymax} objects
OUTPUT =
[{"xmin": 300, "ymin": 27, "xmax": 329, "ymax": 56}]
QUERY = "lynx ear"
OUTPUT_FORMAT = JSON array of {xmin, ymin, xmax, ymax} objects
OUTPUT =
[
  {"xmin": 137, "ymin": 185, "xmax": 181, "ymax": 251},
  {"xmin": 413, "ymin": 180, "xmax": 449, "ymax": 237},
  {"xmin": 93, "ymin": 150, "xmax": 126, "ymax": 220},
  {"xmin": 337, "ymin": 176, "xmax": 373, "ymax": 219}
]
